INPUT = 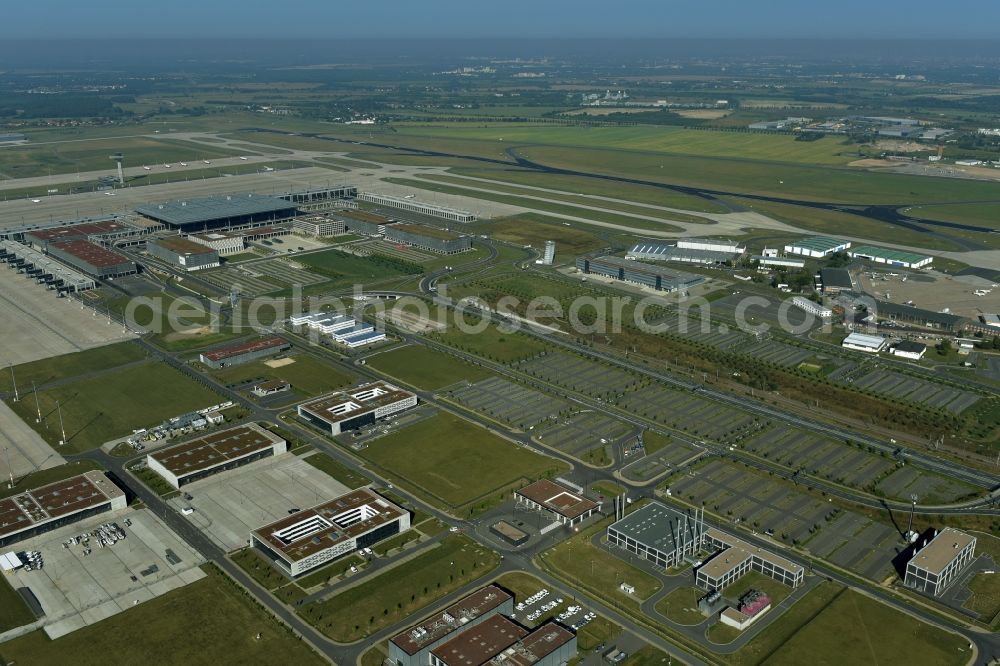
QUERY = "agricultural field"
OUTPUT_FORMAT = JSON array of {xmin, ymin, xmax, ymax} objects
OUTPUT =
[
  {"xmin": 365, "ymin": 344, "xmax": 494, "ymax": 390},
  {"xmin": 298, "ymin": 535, "xmax": 500, "ymax": 642},
  {"xmin": 8, "ymin": 360, "xmax": 223, "ymax": 453},
  {"xmin": 356, "ymin": 412, "xmax": 566, "ymax": 513},
  {"xmin": 0, "ymin": 567, "xmax": 325, "ymax": 666}
]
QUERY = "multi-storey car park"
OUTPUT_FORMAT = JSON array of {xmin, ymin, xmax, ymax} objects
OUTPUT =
[
  {"xmin": 384, "ymin": 223, "xmax": 472, "ymax": 254},
  {"xmin": 904, "ymin": 527, "xmax": 977, "ymax": 597},
  {"xmin": 783, "ymin": 236, "xmax": 852, "ymax": 258},
  {"xmin": 0, "ymin": 471, "xmax": 127, "ymax": 548},
  {"xmin": 198, "ymin": 335, "xmax": 291, "ymax": 369},
  {"xmin": 145, "ymin": 423, "xmax": 288, "ymax": 489},
  {"xmin": 357, "ymin": 192, "xmax": 477, "ymax": 223},
  {"xmin": 146, "ymin": 236, "xmax": 220, "ymax": 271},
  {"xmin": 576, "ymin": 255, "xmax": 705, "ymax": 292},
  {"xmin": 391, "ymin": 585, "xmax": 514, "ymax": 666},
  {"xmin": 514, "ymin": 479, "xmax": 601, "ymax": 528},
  {"xmin": 135, "ymin": 193, "xmax": 300, "ymax": 233},
  {"xmin": 250, "ymin": 488, "xmax": 409, "ymax": 576},
  {"xmin": 44, "ymin": 239, "xmax": 138, "ymax": 279},
  {"xmin": 297, "ymin": 381, "xmax": 417, "ymax": 436}
]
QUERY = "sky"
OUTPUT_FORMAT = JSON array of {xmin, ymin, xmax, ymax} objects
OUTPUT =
[{"xmin": 9, "ymin": 0, "xmax": 1000, "ymax": 40}]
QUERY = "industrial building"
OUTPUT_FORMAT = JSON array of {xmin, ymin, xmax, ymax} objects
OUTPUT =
[
  {"xmin": 677, "ymin": 238, "xmax": 745, "ymax": 254},
  {"xmin": 848, "ymin": 245, "xmax": 933, "ymax": 269},
  {"xmin": 430, "ymin": 616, "xmax": 575, "ymax": 666},
  {"xmin": 298, "ymin": 381, "xmax": 417, "ymax": 436},
  {"xmin": 576, "ymin": 255, "xmax": 704, "ymax": 292},
  {"xmin": 358, "ymin": 192, "xmax": 476, "ymax": 223},
  {"xmin": 697, "ymin": 528, "xmax": 805, "ymax": 590},
  {"xmin": 842, "ymin": 331, "xmax": 888, "ymax": 353},
  {"xmin": 819, "ymin": 267, "xmax": 854, "ymax": 294},
  {"xmin": 0, "ymin": 240, "xmax": 96, "ymax": 292},
  {"xmin": 199, "ymin": 335, "xmax": 290, "ymax": 369},
  {"xmin": 784, "ymin": 237, "xmax": 851, "ymax": 258},
  {"xmin": 135, "ymin": 194, "xmax": 299, "ymax": 232},
  {"xmin": 146, "ymin": 423, "xmax": 288, "ymax": 489},
  {"xmin": 291, "ymin": 214, "xmax": 347, "ymax": 237},
  {"xmin": 251, "ymin": 488, "xmax": 409, "ymax": 576},
  {"xmin": 904, "ymin": 528, "xmax": 977, "ymax": 597},
  {"xmin": 514, "ymin": 479, "xmax": 600, "ymax": 527},
  {"xmin": 337, "ymin": 209, "xmax": 395, "ymax": 236},
  {"xmin": 44, "ymin": 239, "xmax": 137, "ymax": 279},
  {"xmin": 147, "ymin": 236, "xmax": 221, "ymax": 271},
  {"xmin": 790, "ymin": 296, "xmax": 833, "ymax": 319},
  {"xmin": 608, "ymin": 502, "xmax": 707, "ymax": 569},
  {"xmin": 391, "ymin": 586, "xmax": 514, "ymax": 666},
  {"xmin": 627, "ymin": 242, "xmax": 741, "ymax": 265},
  {"xmin": 0, "ymin": 471, "xmax": 126, "ymax": 548},
  {"xmin": 754, "ymin": 255, "xmax": 805, "ymax": 269},
  {"xmin": 891, "ymin": 340, "xmax": 927, "ymax": 360},
  {"xmin": 384, "ymin": 223, "xmax": 471, "ymax": 254}
]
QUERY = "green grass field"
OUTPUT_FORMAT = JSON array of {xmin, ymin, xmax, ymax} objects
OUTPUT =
[
  {"xmin": 299, "ymin": 535, "xmax": 500, "ymax": 642},
  {"xmin": 655, "ymin": 587, "xmax": 705, "ymax": 625},
  {"xmin": 364, "ymin": 344, "xmax": 493, "ymax": 390},
  {"xmin": 0, "ymin": 576, "xmax": 35, "ymax": 633},
  {"xmin": 485, "ymin": 213, "xmax": 608, "ymax": 255},
  {"xmin": 0, "ymin": 341, "xmax": 147, "ymax": 393},
  {"xmin": 905, "ymin": 202, "xmax": 1000, "ymax": 230},
  {"xmin": 357, "ymin": 412, "xmax": 566, "ymax": 512},
  {"xmin": 433, "ymin": 323, "xmax": 548, "ymax": 364},
  {"xmin": 301, "ymin": 451, "xmax": 371, "ymax": 489},
  {"xmin": 765, "ymin": 589, "xmax": 969, "ymax": 666},
  {"xmin": 212, "ymin": 353, "xmax": 353, "ymax": 397},
  {"xmin": 9, "ymin": 361, "xmax": 223, "ymax": 453},
  {"xmin": 0, "ymin": 566, "xmax": 324, "ymax": 666},
  {"xmin": 296, "ymin": 248, "xmax": 422, "ymax": 287}
]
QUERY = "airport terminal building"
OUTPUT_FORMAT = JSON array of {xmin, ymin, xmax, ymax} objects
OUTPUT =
[
  {"xmin": 251, "ymin": 488, "xmax": 410, "ymax": 576},
  {"xmin": 146, "ymin": 423, "xmax": 288, "ymax": 489},
  {"xmin": 136, "ymin": 193, "xmax": 299, "ymax": 232},
  {"xmin": 0, "ymin": 471, "xmax": 127, "ymax": 548}
]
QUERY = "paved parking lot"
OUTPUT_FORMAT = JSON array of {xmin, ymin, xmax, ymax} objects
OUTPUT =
[
  {"xmin": 621, "ymin": 440, "xmax": 704, "ymax": 483},
  {"xmin": 446, "ymin": 377, "xmax": 567, "ymax": 429},
  {"xmin": 516, "ymin": 352, "xmax": 640, "ymax": 398},
  {"xmin": 618, "ymin": 385, "xmax": 759, "ymax": 442},
  {"xmin": 536, "ymin": 412, "xmax": 632, "ymax": 461},
  {"xmin": 168, "ymin": 453, "xmax": 350, "ymax": 552},
  {"xmin": 850, "ymin": 367, "xmax": 978, "ymax": 414},
  {"xmin": 5, "ymin": 508, "xmax": 205, "ymax": 639}
]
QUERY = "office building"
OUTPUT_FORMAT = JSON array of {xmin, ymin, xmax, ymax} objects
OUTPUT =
[
  {"xmin": 576, "ymin": 255, "xmax": 704, "ymax": 292},
  {"xmin": 147, "ymin": 236, "xmax": 220, "ymax": 271},
  {"xmin": 697, "ymin": 528, "xmax": 804, "ymax": 590},
  {"xmin": 384, "ymin": 223, "xmax": 471, "ymax": 254},
  {"xmin": 251, "ymin": 488, "xmax": 409, "ymax": 576},
  {"xmin": 904, "ymin": 528, "xmax": 977, "ymax": 597},
  {"xmin": 790, "ymin": 296, "xmax": 833, "ymax": 319},
  {"xmin": 292, "ymin": 214, "xmax": 347, "ymax": 237},
  {"xmin": 298, "ymin": 381, "xmax": 417, "ymax": 436},
  {"xmin": 199, "ymin": 335, "xmax": 290, "ymax": 369},
  {"xmin": 337, "ymin": 210, "xmax": 395, "ymax": 236}
]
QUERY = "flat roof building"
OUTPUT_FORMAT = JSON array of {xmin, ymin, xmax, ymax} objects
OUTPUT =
[
  {"xmin": 754, "ymin": 256, "xmax": 805, "ymax": 269},
  {"xmin": 298, "ymin": 381, "xmax": 417, "ymax": 436},
  {"xmin": 45, "ymin": 239, "xmax": 137, "ymax": 279},
  {"xmin": 146, "ymin": 423, "xmax": 288, "ymax": 489},
  {"xmin": 0, "ymin": 471, "xmax": 126, "ymax": 548},
  {"xmin": 251, "ymin": 488, "xmax": 409, "ymax": 576},
  {"xmin": 431, "ymin": 615, "xmax": 528, "ymax": 666},
  {"xmin": 147, "ymin": 236, "xmax": 220, "ymax": 271},
  {"xmin": 576, "ymin": 255, "xmax": 704, "ymax": 293},
  {"xmin": 391, "ymin": 586, "xmax": 514, "ymax": 666},
  {"xmin": 891, "ymin": 340, "xmax": 927, "ymax": 360},
  {"xmin": 358, "ymin": 192, "xmax": 476, "ymax": 223},
  {"xmin": 784, "ymin": 236, "xmax": 851, "ymax": 258},
  {"xmin": 842, "ymin": 331, "xmax": 888, "ymax": 353},
  {"xmin": 514, "ymin": 479, "xmax": 600, "ymax": 527},
  {"xmin": 292, "ymin": 214, "xmax": 347, "ymax": 237},
  {"xmin": 278, "ymin": 185, "xmax": 357, "ymax": 208},
  {"xmin": 627, "ymin": 242, "xmax": 740, "ymax": 265},
  {"xmin": 871, "ymin": 299, "xmax": 966, "ymax": 332},
  {"xmin": 189, "ymin": 231, "xmax": 247, "ymax": 256},
  {"xmin": 819, "ymin": 267, "xmax": 854, "ymax": 294},
  {"xmin": 904, "ymin": 528, "xmax": 977, "ymax": 597},
  {"xmin": 385, "ymin": 223, "xmax": 471, "ymax": 254},
  {"xmin": 25, "ymin": 220, "xmax": 139, "ymax": 246},
  {"xmin": 698, "ymin": 528, "xmax": 804, "ymax": 590},
  {"xmin": 676, "ymin": 238, "xmax": 745, "ymax": 254},
  {"xmin": 790, "ymin": 296, "xmax": 833, "ymax": 319},
  {"xmin": 337, "ymin": 209, "xmax": 394, "ymax": 236},
  {"xmin": 0, "ymin": 240, "xmax": 96, "ymax": 292},
  {"xmin": 608, "ymin": 502, "xmax": 706, "ymax": 569},
  {"xmin": 199, "ymin": 335, "xmax": 290, "ymax": 369},
  {"xmin": 849, "ymin": 245, "xmax": 933, "ymax": 269},
  {"xmin": 136, "ymin": 194, "xmax": 299, "ymax": 232}
]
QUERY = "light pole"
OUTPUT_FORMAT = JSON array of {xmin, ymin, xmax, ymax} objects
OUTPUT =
[
  {"xmin": 4, "ymin": 446, "xmax": 13, "ymax": 489},
  {"xmin": 56, "ymin": 400, "xmax": 66, "ymax": 446},
  {"xmin": 8, "ymin": 363, "xmax": 18, "ymax": 402},
  {"xmin": 31, "ymin": 381, "xmax": 41, "ymax": 423}
]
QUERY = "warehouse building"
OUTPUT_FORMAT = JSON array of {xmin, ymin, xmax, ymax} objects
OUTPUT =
[
  {"xmin": 199, "ymin": 335, "xmax": 290, "ymax": 369},
  {"xmin": 251, "ymin": 488, "xmax": 409, "ymax": 576},
  {"xmin": 291, "ymin": 214, "xmax": 347, "ymax": 237},
  {"xmin": 384, "ymin": 223, "xmax": 471, "ymax": 254},
  {"xmin": 608, "ymin": 502, "xmax": 707, "ymax": 569},
  {"xmin": 146, "ymin": 423, "xmax": 288, "ymax": 489},
  {"xmin": 848, "ymin": 245, "xmax": 933, "ymax": 269},
  {"xmin": 514, "ymin": 479, "xmax": 600, "ymax": 527},
  {"xmin": 790, "ymin": 296, "xmax": 833, "ymax": 319},
  {"xmin": 0, "ymin": 471, "xmax": 126, "ymax": 548},
  {"xmin": 45, "ymin": 239, "xmax": 137, "ymax": 279},
  {"xmin": 697, "ymin": 528, "xmax": 804, "ymax": 590},
  {"xmin": 430, "ymin": 616, "xmax": 575, "ymax": 666},
  {"xmin": 136, "ymin": 193, "xmax": 299, "ymax": 232},
  {"xmin": 358, "ymin": 192, "xmax": 476, "ymax": 223},
  {"xmin": 576, "ymin": 255, "xmax": 704, "ymax": 292},
  {"xmin": 904, "ymin": 528, "xmax": 977, "ymax": 597},
  {"xmin": 842, "ymin": 331, "xmax": 888, "ymax": 353},
  {"xmin": 754, "ymin": 255, "xmax": 805, "ymax": 269},
  {"xmin": 784, "ymin": 236, "xmax": 851, "ymax": 258},
  {"xmin": 298, "ymin": 381, "xmax": 417, "ymax": 436},
  {"xmin": 677, "ymin": 238, "xmax": 745, "ymax": 254},
  {"xmin": 337, "ymin": 209, "xmax": 395, "ymax": 236},
  {"xmin": 627, "ymin": 242, "xmax": 741, "ymax": 265},
  {"xmin": 391, "ymin": 586, "xmax": 513, "ymax": 666},
  {"xmin": 819, "ymin": 267, "xmax": 855, "ymax": 294},
  {"xmin": 891, "ymin": 340, "xmax": 927, "ymax": 360},
  {"xmin": 147, "ymin": 236, "xmax": 220, "ymax": 271}
]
